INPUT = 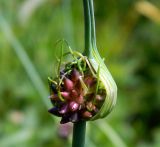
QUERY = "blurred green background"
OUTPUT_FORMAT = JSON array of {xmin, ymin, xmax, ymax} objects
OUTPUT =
[{"xmin": 0, "ymin": 0, "xmax": 160, "ymax": 147}]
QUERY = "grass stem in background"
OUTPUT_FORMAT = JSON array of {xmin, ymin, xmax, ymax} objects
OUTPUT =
[{"xmin": 0, "ymin": 14, "xmax": 51, "ymax": 108}]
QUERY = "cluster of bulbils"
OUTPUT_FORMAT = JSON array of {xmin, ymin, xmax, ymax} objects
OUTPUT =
[{"xmin": 48, "ymin": 53, "xmax": 106, "ymax": 124}]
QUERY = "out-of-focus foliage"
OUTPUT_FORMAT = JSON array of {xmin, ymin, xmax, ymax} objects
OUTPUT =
[{"xmin": 0, "ymin": 0, "xmax": 160, "ymax": 147}]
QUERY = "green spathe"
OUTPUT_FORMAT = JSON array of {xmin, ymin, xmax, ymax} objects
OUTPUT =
[{"xmin": 89, "ymin": 55, "xmax": 117, "ymax": 120}]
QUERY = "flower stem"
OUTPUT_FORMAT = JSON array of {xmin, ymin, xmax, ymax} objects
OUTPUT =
[
  {"xmin": 83, "ymin": 0, "xmax": 99, "ymax": 58},
  {"xmin": 72, "ymin": 121, "xmax": 86, "ymax": 147},
  {"xmin": 83, "ymin": 0, "xmax": 91, "ymax": 57}
]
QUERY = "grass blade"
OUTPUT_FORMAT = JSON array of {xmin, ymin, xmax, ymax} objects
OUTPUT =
[
  {"xmin": 0, "ymin": 14, "xmax": 51, "ymax": 108},
  {"xmin": 94, "ymin": 121, "xmax": 127, "ymax": 147}
]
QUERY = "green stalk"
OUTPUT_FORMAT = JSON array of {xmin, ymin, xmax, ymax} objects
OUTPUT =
[
  {"xmin": 72, "ymin": 121, "xmax": 86, "ymax": 147},
  {"xmin": 83, "ymin": 0, "xmax": 91, "ymax": 57},
  {"xmin": 83, "ymin": 0, "xmax": 100, "ymax": 58}
]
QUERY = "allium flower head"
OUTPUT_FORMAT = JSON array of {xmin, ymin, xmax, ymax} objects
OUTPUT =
[{"xmin": 48, "ymin": 47, "xmax": 108, "ymax": 124}]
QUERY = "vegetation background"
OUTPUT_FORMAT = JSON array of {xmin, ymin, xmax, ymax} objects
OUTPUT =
[{"xmin": 0, "ymin": 0, "xmax": 160, "ymax": 147}]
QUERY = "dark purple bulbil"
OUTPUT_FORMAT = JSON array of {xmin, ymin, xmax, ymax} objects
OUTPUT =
[
  {"xmin": 59, "ymin": 104, "xmax": 69, "ymax": 114},
  {"xmin": 69, "ymin": 101, "xmax": 79, "ymax": 112},
  {"xmin": 48, "ymin": 107, "xmax": 61, "ymax": 117}
]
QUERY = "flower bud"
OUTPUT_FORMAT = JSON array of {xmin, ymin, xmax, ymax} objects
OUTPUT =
[
  {"xmin": 75, "ymin": 95, "xmax": 84, "ymax": 104},
  {"xmin": 70, "ymin": 89, "xmax": 78, "ymax": 98},
  {"xmin": 75, "ymin": 80, "xmax": 83, "ymax": 94},
  {"xmin": 84, "ymin": 76, "xmax": 95, "ymax": 87},
  {"xmin": 71, "ymin": 68, "xmax": 80, "ymax": 82},
  {"xmin": 69, "ymin": 101, "xmax": 79, "ymax": 112},
  {"xmin": 63, "ymin": 78, "xmax": 74, "ymax": 91},
  {"xmin": 61, "ymin": 92, "xmax": 70, "ymax": 100},
  {"xmin": 86, "ymin": 102, "xmax": 96, "ymax": 111},
  {"xmin": 59, "ymin": 104, "xmax": 69, "ymax": 114},
  {"xmin": 82, "ymin": 111, "xmax": 92, "ymax": 118}
]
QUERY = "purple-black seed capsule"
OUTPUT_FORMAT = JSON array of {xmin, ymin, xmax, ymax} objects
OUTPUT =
[{"xmin": 48, "ymin": 107, "xmax": 61, "ymax": 117}]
